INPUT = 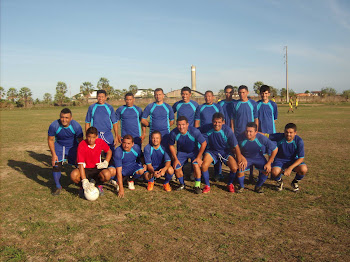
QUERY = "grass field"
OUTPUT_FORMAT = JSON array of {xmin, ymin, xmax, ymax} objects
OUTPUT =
[{"xmin": 1, "ymin": 103, "xmax": 350, "ymax": 261}]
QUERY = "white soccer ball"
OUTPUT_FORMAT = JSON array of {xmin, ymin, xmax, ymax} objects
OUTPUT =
[{"xmin": 84, "ymin": 184, "xmax": 99, "ymax": 201}]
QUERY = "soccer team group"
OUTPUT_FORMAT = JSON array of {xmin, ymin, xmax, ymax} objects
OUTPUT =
[{"xmin": 48, "ymin": 85, "xmax": 308, "ymax": 199}]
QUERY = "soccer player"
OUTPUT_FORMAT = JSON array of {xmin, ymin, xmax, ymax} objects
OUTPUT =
[
  {"xmin": 141, "ymin": 88, "xmax": 174, "ymax": 151},
  {"xmin": 268, "ymin": 123, "xmax": 308, "ymax": 192},
  {"xmin": 144, "ymin": 131, "xmax": 174, "ymax": 192},
  {"xmin": 195, "ymin": 90, "xmax": 224, "ymax": 128},
  {"xmin": 295, "ymin": 97, "xmax": 299, "ymax": 109},
  {"xmin": 287, "ymin": 98, "xmax": 294, "ymax": 113},
  {"xmin": 236, "ymin": 122, "xmax": 278, "ymax": 193},
  {"xmin": 257, "ymin": 85, "xmax": 278, "ymax": 134},
  {"xmin": 109, "ymin": 135, "xmax": 145, "ymax": 197},
  {"xmin": 48, "ymin": 108, "xmax": 83, "ymax": 195},
  {"xmin": 115, "ymin": 92, "xmax": 146, "ymax": 147},
  {"xmin": 85, "ymin": 90, "xmax": 118, "ymax": 149},
  {"xmin": 199, "ymin": 113, "xmax": 243, "ymax": 194},
  {"xmin": 218, "ymin": 85, "xmax": 235, "ymax": 131},
  {"xmin": 70, "ymin": 127, "xmax": 112, "ymax": 197},
  {"xmin": 169, "ymin": 116, "xmax": 207, "ymax": 192},
  {"xmin": 172, "ymin": 86, "xmax": 199, "ymax": 126}
]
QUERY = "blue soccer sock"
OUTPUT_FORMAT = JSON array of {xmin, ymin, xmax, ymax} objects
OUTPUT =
[
  {"xmin": 178, "ymin": 176, "xmax": 185, "ymax": 185},
  {"xmin": 164, "ymin": 173, "xmax": 173, "ymax": 184},
  {"xmin": 202, "ymin": 170, "xmax": 210, "ymax": 186},
  {"xmin": 132, "ymin": 173, "xmax": 141, "ymax": 180},
  {"xmin": 147, "ymin": 177, "xmax": 154, "ymax": 183},
  {"xmin": 274, "ymin": 174, "xmax": 282, "ymax": 181},
  {"xmin": 237, "ymin": 175, "xmax": 245, "ymax": 188},
  {"xmin": 256, "ymin": 172, "xmax": 268, "ymax": 187},
  {"xmin": 228, "ymin": 172, "xmax": 237, "ymax": 185},
  {"xmin": 53, "ymin": 172, "xmax": 62, "ymax": 189},
  {"xmin": 295, "ymin": 173, "xmax": 305, "ymax": 181}
]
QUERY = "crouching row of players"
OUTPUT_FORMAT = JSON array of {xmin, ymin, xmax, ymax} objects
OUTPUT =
[{"xmin": 49, "ymin": 109, "xmax": 307, "ymax": 198}]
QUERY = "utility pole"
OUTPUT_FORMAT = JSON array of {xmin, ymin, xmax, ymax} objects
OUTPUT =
[{"xmin": 285, "ymin": 46, "xmax": 289, "ymax": 103}]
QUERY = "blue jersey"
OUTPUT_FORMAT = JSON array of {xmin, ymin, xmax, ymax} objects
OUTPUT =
[
  {"xmin": 195, "ymin": 103, "xmax": 224, "ymax": 127},
  {"xmin": 219, "ymin": 100, "xmax": 235, "ymax": 128},
  {"xmin": 233, "ymin": 99, "xmax": 258, "ymax": 136},
  {"xmin": 115, "ymin": 105, "xmax": 143, "ymax": 138},
  {"xmin": 143, "ymin": 144, "xmax": 171, "ymax": 169},
  {"xmin": 237, "ymin": 133, "xmax": 277, "ymax": 159},
  {"xmin": 199, "ymin": 124, "xmax": 238, "ymax": 154},
  {"xmin": 142, "ymin": 102, "xmax": 174, "ymax": 135},
  {"xmin": 172, "ymin": 100, "xmax": 199, "ymax": 126},
  {"xmin": 169, "ymin": 126, "xmax": 206, "ymax": 153},
  {"xmin": 113, "ymin": 144, "xmax": 142, "ymax": 168},
  {"xmin": 257, "ymin": 100, "xmax": 278, "ymax": 134},
  {"xmin": 48, "ymin": 119, "xmax": 83, "ymax": 148},
  {"xmin": 269, "ymin": 133, "xmax": 305, "ymax": 161},
  {"xmin": 85, "ymin": 103, "xmax": 117, "ymax": 133}
]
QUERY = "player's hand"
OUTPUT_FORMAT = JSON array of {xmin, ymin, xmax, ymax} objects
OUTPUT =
[
  {"xmin": 154, "ymin": 170, "xmax": 162, "ymax": 178},
  {"xmin": 239, "ymin": 157, "xmax": 247, "ymax": 172},
  {"xmin": 118, "ymin": 188, "xmax": 124, "ymax": 198},
  {"xmin": 193, "ymin": 157, "xmax": 203, "ymax": 167},
  {"xmin": 116, "ymin": 134, "xmax": 122, "ymax": 144},
  {"xmin": 173, "ymin": 159, "xmax": 181, "ymax": 170},
  {"xmin": 97, "ymin": 160, "xmax": 109, "ymax": 169},
  {"xmin": 264, "ymin": 163, "xmax": 272, "ymax": 174},
  {"xmin": 140, "ymin": 134, "xmax": 145, "ymax": 142},
  {"xmin": 81, "ymin": 179, "xmax": 90, "ymax": 190},
  {"xmin": 284, "ymin": 167, "xmax": 292, "ymax": 177},
  {"xmin": 52, "ymin": 154, "xmax": 59, "ymax": 167}
]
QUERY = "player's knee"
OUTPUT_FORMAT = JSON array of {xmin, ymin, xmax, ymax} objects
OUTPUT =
[
  {"xmin": 167, "ymin": 166, "xmax": 174, "ymax": 175},
  {"xmin": 271, "ymin": 167, "xmax": 281, "ymax": 177},
  {"xmin": 99, "ymin": 169, "xmax": 111, "ymax": 182},
  {"xmin": 108, "ymin": 167, "xmax": 116, "ymax": 176},
  {"xmin": 52, "ymin": 162, "xmax": 62, "ymax": 172},
  {"xmin": 144, "ymin": 172, "xmax": 151, "ymax": 180},
  {"xmin": 70, "ymin": 169, "xmax": 81, "ymax": 184},
  {"xmin": 300, "ymin": 165, "xmax": 308, "ymax": 175}
]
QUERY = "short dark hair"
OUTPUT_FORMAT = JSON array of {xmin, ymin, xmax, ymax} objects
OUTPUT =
[
  {"xmin": 246, "ymin": 122, "xmax": 257, "ymax": 131},
  {"xmin": 224, "ymin": 85, "xmax": 234, "ymax": 92},
  {"xmin": 124, "ymin": 92, "xmax": 134, "ymax": 99},
  {"xmin": 154, "ymin": 88, "xmax": 164, "ymax": 94},
  {"xmin": 205, "ymin": 90, "xmax": 214, "ymax": 96},
  {"xmin": 285, "ymin": 123, "xmax": 297, "ymax": 131},
  {"xmin": 238, "ymin": 85, "xmax": 248, "ymax": 91},
  {"xmin": 123, "ymin": 134, "xmax": 134, "ymax": 142},
  {"xmin": 60, "ymin": 108, "xmax": 72, "ymax": 115},
  {"xmin": 97, "ymin": 90, "xmax": 107, "ymax": 96},
  {"xmin": 212, "ymin": 112, "xmax": 224, "ymax": 122},
  {"xmin": 181, "ymin": 86, "xmax": 191, "ymax": 94},
  {"xmin": 177, "ymin": 116, "xmax": 188, "ymax": 123},
  {"xmin": 151, "ymin": 130, "xmax": 162, "ymax": 139},
  {"xmin": 86, "ymin": 127, "xmax": 98, "ymax": 136},
  {"xmin": 260, "ymin": 85, "xmax": 270, "ymax": 93}
]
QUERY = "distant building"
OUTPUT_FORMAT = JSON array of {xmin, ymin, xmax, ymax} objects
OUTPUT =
[
  {"xmin": 311, "ymin": 91, "xmax": 321, "ymax": 96},
  {"xmin": 297, "ymin": 93, "xmax": 311, "ymax": 97}
]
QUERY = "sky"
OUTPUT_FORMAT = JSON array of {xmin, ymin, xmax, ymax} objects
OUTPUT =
[{"xmin": 1, "ymin": 0, "xmax": 350, "ymax": 99}]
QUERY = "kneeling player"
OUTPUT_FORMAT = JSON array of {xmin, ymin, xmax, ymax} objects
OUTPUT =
[
  {"xmin": 199, "ymin": 113, "xmax": 243, "ymax": 194},
  {"xmin": 70, "ymin": 127, "xmax": 112, "ymax": 197},
  {"xmin": 144, "ymin": 131, "xmax": 174, "ymax": 192},
  {"xmin": 236, "ymin": 122, "xmax": 278, "ymax": 193},
  {"xmin": 268, "ymin": 123, "xmax": 308, "ymax": 192},
  {"xmin": 109, "ymin": 135, "xmax": 145, "ymax": 197},
  {"xmin": 169, "ymin": 116, "xmax": 207, "ymax": 192},
  {"xmin": 48, "ymin": 108, "xmax": 83, "ymax": 195}
]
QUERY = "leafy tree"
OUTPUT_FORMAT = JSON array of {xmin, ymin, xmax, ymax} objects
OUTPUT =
[
  {"xmin": 54, "ymin": 82, "xmax": 68, "ymax": 106},
  {"xmin": 129, "ymin": 85, "xmax": 138, "ymax": 95},
  {"xmin": 18, "ymin": 87, "xmax": 33, "ymax": 108},
  {"xmin": 113, "ymin": 89, "xmax": 124, "ymax": 100},
  {"xmin": 218, "ymin": 89, "xmax": 225, "ymax": 99},
  {"xmin": 34, "ymin": 98, "xmax": 40, "ymax": 104},
  {"xmin": 253, "ymin": 81, "xmax": 264, "ymax": 95},
  {"xmin": 43, "ymin": 93, "xmax": 52, "ymax": 103},
  {"xmin": 305, "ymin": 90, "xmax": 310, "ymax": 94},
  {"xmin": 0, "ymin": 86, "xmax": 5, "ymax": 99},
  {"xmin": 7, "ymin": 87, "xmax": 18, "ymax": 102},
  {"xmin": 97, "ymin": 77, "xmax": 113, "ymax": 97},
  {"xmin": 80, "ymin": 82, "xmax": 94, "ymax": 103},
  {"xmin": 321, "ymin": 87, "xmax": 337, "ymax": 97},
  {"xmin": 142, "ymin": 88, "xmax": 154, "ymax": 98},
  {"xmin": 289, "ymin": 89, "xmax": 296, "ymax": 97},
  {"xmin": 342, "ymin": 89, "xmax": 350, "ymax": 99}
]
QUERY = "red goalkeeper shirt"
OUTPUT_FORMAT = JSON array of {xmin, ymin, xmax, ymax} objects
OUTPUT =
[{"xmin": 77, "ymin": 138, "xmax": 110, "ymax": 168}]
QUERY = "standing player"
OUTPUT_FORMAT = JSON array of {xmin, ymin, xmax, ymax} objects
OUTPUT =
[
  {"xmin": 169, "ymin": 116, "xmax": 207, "ymax": 192},
  {"xmin": 48, "ymin": 108, "xmax": 83, "ymax": 195},
  {"xmin": 295, "ymin": 97, "xmax": 299, "ymax": 109},
  {"xmin": 115, "ymin": 92, "xmax": 146, "ymax": 147},
  {"xmin": 236, "ymin": 123, "xmax": 278, "ymax": 193},
  {"xmin": 70, "ymin": 127, "xmax": 112, "ymax": 197},
  {"xmin": 141, "ymin": 88, "xmax": 174, "ymax": 151},
  {"xmin": 144, "ymin": 131, "xmax": 174, "ymax": 192},
  {"xmin": 287, "ymin": 98, "xmax": 294, "ymax": 113},
  {"xmin": 85, "ymin": 90, "xmax": 118, "ymax": 149},
  {"xmin": 268, "ymin": 123, "xmax": 308, "ymax": 192},
  {"xmin": 172, "ymin": 86, "xmax": 199, "ymax": 126},
  {"xmin": 257, "ymin": 85, "xmax": 278, "ymax": 134},
  {"xmin": 199, "ymin": 113, "xmax": 243, "ymax": 194},
  {"xmin": 218, "ymin": 85, "xmax": 235, "ymax": 131}
]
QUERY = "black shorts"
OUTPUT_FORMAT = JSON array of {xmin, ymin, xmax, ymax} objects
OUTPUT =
[{"xmin": 85, "ymin": 168, "xmax": 101, "ymax": 180}]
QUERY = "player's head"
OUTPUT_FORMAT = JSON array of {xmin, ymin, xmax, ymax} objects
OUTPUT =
[
  {"xmin": 86, "ymin": 127, "xmax": 98, "ymax": 146},
  {"xmin": 212, "ymin": 112, "xmax": 225, "ymax": 131},
  {"xmin": 245, "ymin": 122, "xmax": 258, "ymax": 140},
  {"xmin": 97, "ymin": 90, "xmax": 107, "ymax": 104},
  {"xmin": 122, "ymin": 134, "xmax": 134, "ymax": 151},
  {"xmin": 124, "ymin": 92, "xmax": 134, "ymax": 107},
  {"xmin": 238, "ymin": 85, "xmax": 249, "ymax": 101},
  {"xmin": 205, "ymin": 90, "xmax": 214, "ymax": 104},
  {"xmin": 154, "ymin": 88, "xmax": 164, "ymax": 103},
  {"xmin": 259, "ymin": 85, "xmax": 271, "ymax": 101},
  {"xmin": 151, "ymin": 130, "xmax": 162, "ymax": 147},
  {"xmin": 284, "ymin": 123, "xmax": 297, "ymax": 142},
  {"xmin": 181, "ymin": 86, "xmax": 191, "ymax": 102},
  {"xmin": 176, "ymin": 116, "xmax": 189, "ymax": 134},
  {"xmin": 224, "ymin": 85, "xmax": 234, "ymax": 100},
  {"xmin": 59, "ymin": 108, "xmax": 72, "ymax": 127}
]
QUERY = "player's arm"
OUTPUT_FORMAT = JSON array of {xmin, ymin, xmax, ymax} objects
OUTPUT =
[
  {"xmin": 264, "ymin": 147, "xmax": 278, "ymax": 174},
  {"xmin": 114, "ymin": 122, "xmax": 122, "ymax": 144},
  {"xmin": 195, "ymin": 120, "xmax": 200, "ymax": 128},
  {"xmin": 193, "ymin": 140, "xmax": 207, "ymax": 167},
  {"xmin": 235, "ymin": 145, "xmax": 247, "ymax": 171},
  {"xmin": 78, "ymin": 164, "xmax": 87, "ymax": 180},
  {"xmin": 85, "ymin": 123, "xmax": 90, "ymax": 133},
  {"xmin": 159, "ymin": 161, "xmax": 171, "ymax": 177},
  {"xmin": 169, "ymin": 144, "xmax": 181, "ymax": 169},
  {"xmin": 141, "ymin": 118, "xmax": 149, "ymax": 127},
  {"xmin": 284, "ymin": 157, "xmax": 304, "ymax": 177},
  {"xmin": 116, "ymin": 166, "xmax": 124, "ymax": 198},
  {"xmin": 230, "ymin": 119, "xmax": 234, "ymax": 132},
  {"xmin": 169, "ymin": 119, "xmax": 174, "ymax": 126},
  {"xmin": 141, "ymin": 125, "xmax": 146, "ymax": 142},
  {"xmin": 254, "ymin": 118, "xmax": 259, "ymax": 132},
  {"xmin": 48, "ymin": 136, "xmax": 58, "ymax": 166}
]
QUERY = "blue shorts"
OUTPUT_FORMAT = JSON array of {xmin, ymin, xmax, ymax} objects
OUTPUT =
[
  {"xmin": 240, "ymin": 156, "xmax": 267, "ymax": 172},
  {"xmin": 54, "ymin": 142, "xmax": 77, "ymax": 165},
  {"xmin": 205, "ymin": 150, "xmax": 231, "ymax": 165},
  {"xmin": 121, "ymin": 162, "xmax": 143, "ymax": 177},
  {"xmin": 272, "ymin": 158, "xmax": 306, "ymax": 170},
  {"xmin": 98, "ymin": 131, "xmax": 114, "ymax": 149},
  {"xmin": 175, "ymin": 151, "xmax": 198, "ymax": 169}
]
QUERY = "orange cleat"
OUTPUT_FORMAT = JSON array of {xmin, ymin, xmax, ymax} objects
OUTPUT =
[
  {"xmin": 163, "ymin": 183, "xmax": 172, "ymax": 192},
  {"xmin": 147, "ymin": 181, "xmax": 154, "ymax": 191}
]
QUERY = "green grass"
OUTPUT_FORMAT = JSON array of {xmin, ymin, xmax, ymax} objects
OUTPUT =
[{"xmin": 1, "ymin": 104, "xmax": 350, "ymax": 261}]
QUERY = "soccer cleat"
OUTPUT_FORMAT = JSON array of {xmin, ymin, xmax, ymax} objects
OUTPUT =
[
  {"xmin": 227, "ymin": 184, "xmax": 235, "ymax": 193},
  {"xmin": 236, "ymin": 186, "xmax": 244, "ymax": 194},
  {"xmin": 176, "ymin": 184, "xmax": 185, "ymax": 191},
  {"xmin": 97, "ymin": 185, "xmax": 105, "ymax": 196},
  {"xmin": 128, "ymin": 180, "xmax": 135, "ymax": 190},
  {"xmin": 51, "ymin": 187, "xmax": 62, "ymax": 196},
  {"xmin": 291, "ymin": 180, "xmax": 299, "ymax": 192},
  {"xmin": 147, "ymin": 181, "xmax": 154, "ymax": 191},
  {"xmin": 163, "ymin": 183, "xmax": 172, "ymax": 192},
  {"xmin": 202, "ymin": 185, "xmax": 211, "ymax": 194},
  {"xmin": 276, "ymin": 179, "xmax": 284, "ymax": 191},
  {"xmin": 254, "ymin": 186, "xmax": 264, "ymax": 194},
  {"xmin": 194, "ymin": 186, "xmax": 202, "ymax": 194},
  {"xmin": 110, "ymin": 179, "xmax": 119, "ymax": 192}
]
